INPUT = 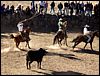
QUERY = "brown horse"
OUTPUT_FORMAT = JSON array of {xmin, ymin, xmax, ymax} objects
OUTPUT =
[
  {"xmin": 10, "ymin": 27, "xmax": 32, "ymax": 49},
  {"xmin": 71, "ymin": 30, "xmax": 99, "ymax": 50},
  {"xmin": 53, "ymin": 21, "xmax": 68, "ymax": 46}
]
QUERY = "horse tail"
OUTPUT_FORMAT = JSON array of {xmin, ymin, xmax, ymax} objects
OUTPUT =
[
  {"xmin": 10, "ymin": 34, "xmax": 15, "ymax": 39},
  {"xmin": 71, "ymin": 36, "xmax": 81, "ymax": 42}
]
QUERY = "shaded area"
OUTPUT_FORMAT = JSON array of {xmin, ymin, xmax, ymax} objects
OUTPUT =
[
  {"xmin": 18, "ymin": 48, "xmax": 28, "ymax": 52},
  {"xmin": 73, "ymin": 49, "xmax": 99, "ymax": 55},
  {"xmin": 46, "ymin": 52, "xmax": 81, "ymax": 61},
  {"xmin": 51, "ymin": 71, "xmax": 86, "ymax": 75},
  {"xmin": 31, "ymin": 69, "xmax": 86, "ymax": 75},
  {"xmin": 1, "ymin": 12, "xmax": 99, "ymax": 33},
  {"xmin": 1, "ymin": 34, "xmax": 9, "ymax": 39}
]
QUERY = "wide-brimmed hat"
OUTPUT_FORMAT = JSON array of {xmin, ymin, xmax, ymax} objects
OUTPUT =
[
  {"xmin": 59, "ymin": 18, "xmax": 63, "ymax": 21},
  {"xmin": 85, "ymin": 24, "xmax": 90, "ymax": 27}
]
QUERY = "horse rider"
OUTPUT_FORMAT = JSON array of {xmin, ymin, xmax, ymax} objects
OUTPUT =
[
  {"xmin": 83, "ymin": 24, "xmax": 91, "ymax": 42},
  {"xmin": 58, "ymin": 18, "xmax": 64, "ymax": 32},
  {"xmin": 17, "ymin": 19, "xmax": 30, "ymax": 41}
]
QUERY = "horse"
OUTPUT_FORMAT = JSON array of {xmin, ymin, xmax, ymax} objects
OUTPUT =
[
  {"xmin": 53, "ymin": 21, "xmax": 68, "ymax": 46},
  {"xmin": 71, "ymin": 30, "xmax": 99, "ymax": 50},
  {"xmin": 10, "ymin": 27, "xmax": 32, "ymax": 49}
]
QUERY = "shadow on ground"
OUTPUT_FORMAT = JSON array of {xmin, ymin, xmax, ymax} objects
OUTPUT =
[
  {"xmin": 31, "ymin": 68, "xmax": 86, "ymax": 75},
  {"xmin": 1, "ymin": 34, "xmax": 9, "ymax": 39},
  {"xmin": 46, "ymin": 52, "xmax": 81, "ymax": 61},
  {"xmin": 73, "ymin": 48, "xmax": 99, "ymax": 55}
]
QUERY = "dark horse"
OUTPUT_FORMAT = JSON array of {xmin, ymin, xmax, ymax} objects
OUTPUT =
[
  {"xmin": 10, "ymin": 27, "xmax": 32, "ymax": 49},
  {"xmin": 71, "ymin": 30, "xmax": 99, "ymax": 50},
  {"xmin": 53, "ymin": 21, "xmax": 68, "ymax": 46}
]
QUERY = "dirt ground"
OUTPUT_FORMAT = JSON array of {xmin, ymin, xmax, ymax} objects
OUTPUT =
[
  {"xmin": 1, "ymin": 32, "xmax": 99, "ymax": 75},
  {"xmin": 1, "ymin": 1, "xmax": 99, "ymax": 75}
]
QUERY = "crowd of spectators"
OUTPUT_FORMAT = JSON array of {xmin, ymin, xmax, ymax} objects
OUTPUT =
[{"xmin": 1, "ymin": 1, "xmax": 99, "ymax": 18}]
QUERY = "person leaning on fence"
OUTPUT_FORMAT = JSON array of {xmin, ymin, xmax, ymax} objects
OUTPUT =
[
  {"xmin": 64, "ymin": 1, "xmax": 69, "ymax": 15},
  {"xmin": 39, "ymin": 1, "xmax": 45, "ymax": 14},
  {"xmin": 50, "ymin": 1, "xmax": 55, "ymax": 14},
  {"xmin": 44, "ymin": 1, "xmax": 48, "ymax": 14},
  {"xmin": 58, "ymin": 2, "xmax": 63, "ymax": 15}
]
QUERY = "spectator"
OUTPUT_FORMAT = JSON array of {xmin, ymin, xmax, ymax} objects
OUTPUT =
[
  {"xmin": 69, "ymin": 1, "xmax": 74, "ymax": 16},
  {"xmin": 39, "ymin": 1, "xmax": 45, "ymax": 14},
  {"xmin": 21, "ymin": 5, "xmax": 25, "ymax": 16},
  {"xmin": 1, "ymin": 4, "xmax": 5, "ymax": 14},
  {"xmin": 15, "ymin": 4, "xmax": 22, "ymax": 17},
  {"xmin": 94, "ymin": 3, "xmax": 99, "ymax": 17},
  {"xmin": 64, "ymin": 1, "xmax": 69, "ymax": 15},
  {"xmin": 25, "ymin": 6, "xmax": 31, "ymax": 16},
  {"xmin": 76, "ymin": 1, "xmax": 80, "ymax": 16},
  {"xmin": 44, "ymin": 1, "xmax": 48, "ymax": 14},
  {"xmin": 10, "ymin": 5, "xmax": 15, "ymax": 15},
  {"xmin": 50, "ymin": 1, "xmax": 55, "ymax": 15},
  {"xmin": 80, "ymin": 1, "xmax": 84, "ymax": 15},
  {"xmin": 35, "ymin": 3, "xmax": 38, "ymax": 13},
  {"xmin": 5, "ymin": 5, "xmax": 10, "ymax": 15},
  {"xmin": 68, "ymin": 2, "xmax": 71, "ymax": 16},
  {"xmin": 89, "ymin": 2, "xmax": 93, "ymax": 17},
  {"xmin": 72, "ymin": 1, "xmax": 76, "ymax": 15},
  {"xmin": 58, "ymin": 2, "xmax": 63, "ymax": 15},
  {"xmin": 31, "ymin": 0, "xmax": 35, "ymax": 13},
  {"xmin": 85, "ymin": 2, "xmax": 90, "ymax": 16}
]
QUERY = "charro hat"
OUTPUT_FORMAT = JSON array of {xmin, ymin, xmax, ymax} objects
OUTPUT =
[
  {"xmin": 85, "ymin": 24, "xmax": 90, "ymax": 27},
  {"xmin": 59, "ymin": 18, "xmax": 63, "ymax": 21}
]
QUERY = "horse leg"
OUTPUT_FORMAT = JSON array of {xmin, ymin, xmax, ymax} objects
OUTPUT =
[
  {"xmin": 16, "ymin": 42, "xmax": 18, "ymax": 48},
  {"xmin": 65, "ymin": 37, "xmax": 68, "ymax": 46},
  {"xmin": 17, "ymin": 42, "xmax": 20, "ymax": 48},
  {"xmin": 25, "ymin": 43, "xmax": 27, "ymax": 47},
  {"xmin": 90, "ymin": 42, "xmax": 93, "ymax": 50},
  {"xmin": 26, "ymin": 41, "xmax": 31, "ymax": 49},
  {"xmin": 83, "ymin": 43, "xmax": 88, "ymax": 49},
  {"xmin": 72, "ymin": 42, "xmax": 80, "ymax": 49},
  {"xmin": 59, "ymin": 39, "xmax": 62, "ymax": 46},
  {"xmin": 16, "ymin": 42, "xmax": 20, "ymax": 48},
  {"xmin": 53, "ymin": 36, "xmax": 57, "ymax": 45},
  {"xmin": 64, "ymin": 32, "xmax": 68, "ymax": 46}
]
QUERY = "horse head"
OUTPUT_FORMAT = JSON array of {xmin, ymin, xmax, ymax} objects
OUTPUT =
[
  {"xmin": 9, "ymin": 34, "xmax": 14, "ymax": 39},
  {"xmin": 24, "ymin": 27, "xmax": 32, "ymax": 34},
  {"xmin": 93, "ymin": 30, "xmax": 99, "ymax": 37}
]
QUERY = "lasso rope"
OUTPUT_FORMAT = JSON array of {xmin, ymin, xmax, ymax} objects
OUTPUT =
[{"xmin": 19, "ymin": 12, "xmax": 40, "ymax": 23}]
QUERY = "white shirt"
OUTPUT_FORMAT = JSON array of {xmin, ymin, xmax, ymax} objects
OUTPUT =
[
  {"xmin": 83, "ymin": 27, "xmax": 90, "ymax": 35},
  {"xmin": 58, "ymin": 21, "xmax": 63, "ymax": 31},
  {"xmin": 39, "ymin": 1, "xmax": 45, "ymax": 7},
  {"xmin": 17, "ymin": 22, "xmax": 23, "ymax": 32}
]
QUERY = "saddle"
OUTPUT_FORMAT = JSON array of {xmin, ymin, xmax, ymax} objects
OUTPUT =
[
  {"xmin": 20, "ymin": 32, "xmax": 30, "ymax": 41},
  {"xmin": 84, "ymin": 34, "xmax": 91, "ymax": 43}
]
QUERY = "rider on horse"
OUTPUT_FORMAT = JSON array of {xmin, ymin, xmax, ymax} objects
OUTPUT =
[
  {"xmin": 83, "ymin": 24, "xmax": 91, "ymax": 42},
  {"xmin": 58, "ymin": 18, "xmax": 64, "ymax": 31},
  {"xmin": 58, "ymin": 18, "xmax": 67, "ymax": 36},
  {"xmin": 17, "ymin": 19, "xmax": 30, "ymax": 41}
]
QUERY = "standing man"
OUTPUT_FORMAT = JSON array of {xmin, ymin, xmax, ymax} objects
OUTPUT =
[
  {"xmin": 64, "ymin": 1, "xmax": 69, "ymax": 15},
  {"xmin": 58, "ymin": 2, "xmax": 63, "ymax": 15},
  {"xmin": 44, "ymin": 1, "xmax": 48, "ymax": 14},
  {"xmin": 31, "ymin": 0, "xmax": 35, "ymax": 13},
  {"xmin": 39, "ymin": 1, "xmax": 45, "ymax": 14},
  {"xmin": 50, "ymin": 1, "xmax": 55, "ymax": 15}
]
